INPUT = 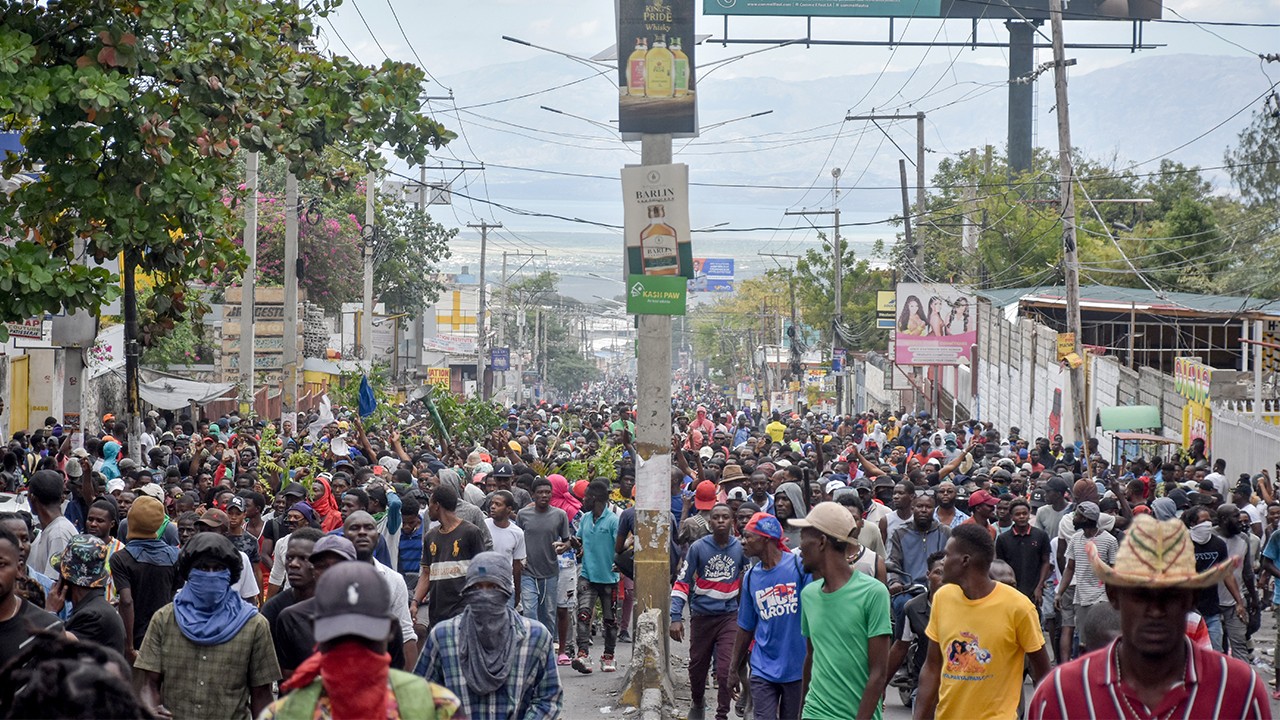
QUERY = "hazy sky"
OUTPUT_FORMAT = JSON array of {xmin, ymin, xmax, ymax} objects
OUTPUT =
[
  {"xmin": 324, "ymin": 0, "xmax": 1279, "ymax": 80},
  {"xmin": 315, "ymin": 0, "xmax": 1280, "ymax": 261}
]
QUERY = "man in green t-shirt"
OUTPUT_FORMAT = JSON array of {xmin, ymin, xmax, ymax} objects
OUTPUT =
[{"xmin": 792, "ymin": 502, "xmax": 892, "ymax": 720}]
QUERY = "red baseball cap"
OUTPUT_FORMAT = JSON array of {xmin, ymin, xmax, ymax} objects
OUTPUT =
[
  {"xmin": 968, "ymin": 489, "xmax": 1000, "ymax": 509},
  {"xmin": 694, "ymin": 480, "xmax": 718, "ymax": 511}
]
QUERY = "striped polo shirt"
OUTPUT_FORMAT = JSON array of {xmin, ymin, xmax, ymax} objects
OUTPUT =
[{"xmin": 1028, "ymin": 637, "xmax": 1269, "ymax": 720}]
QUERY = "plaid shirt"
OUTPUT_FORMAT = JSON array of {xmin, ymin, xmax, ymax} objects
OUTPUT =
[{"xmin": 414, "ymin": 611, "xmax": 562, "ymax": 720}]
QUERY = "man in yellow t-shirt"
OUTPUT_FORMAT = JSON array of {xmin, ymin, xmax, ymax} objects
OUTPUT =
[
  {"xmin": 915, "ymin": 524, "xmax": 1051, "ymax": 720},
  {"xmin": 765, "ymin": 411, "xmax": 787, "ymax": 445}
]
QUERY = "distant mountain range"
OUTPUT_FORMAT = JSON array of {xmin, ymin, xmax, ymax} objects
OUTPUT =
[{"xmin": 432, "ymin": 53, "xmax": 1267, "ymax": 216}]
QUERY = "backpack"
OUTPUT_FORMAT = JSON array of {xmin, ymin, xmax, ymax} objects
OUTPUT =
[{"xmin": 272, "ymin": 670, "xmax": 445, "ymax": 720}]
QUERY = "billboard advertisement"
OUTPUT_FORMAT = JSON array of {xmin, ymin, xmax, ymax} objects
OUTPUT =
[
  {"xmin": 704, "ymin": 0, "xmax": 1160, "ymax": 19},
  {"xmin": 893, "ymin": 283, "xmax": 976, "ymax": 366},
  {"xmin": 617, "ymin": 0, "xmax": 698, "ymax": 135},
  {"xmin": 623, "ymin": 163, "xmax": 694, "ymax": 279},
  {"xmin": 876, "ymin": 290, "xmax": 896, "ymax": 329},
  {"xmin": 490, "ymin": 347, "xmax": 510, "ymax": 372},
  {"xmin": 690, "ymin": 257, "xmax": 734, "ymax": 292},
  {"xmin": 694, "ymin": 258, "xmax": 734, "ymax": 278}
]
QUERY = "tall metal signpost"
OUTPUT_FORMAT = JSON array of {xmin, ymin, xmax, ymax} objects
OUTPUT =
[{"xmin": 706, "ymin": 0, "xmax": 1163, "ymax": 176}]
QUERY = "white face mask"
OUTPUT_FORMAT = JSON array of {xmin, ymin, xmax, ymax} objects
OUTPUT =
[{"xmin": 1189, "ymin": 520, "xmax": 1214, "ymax": 545}]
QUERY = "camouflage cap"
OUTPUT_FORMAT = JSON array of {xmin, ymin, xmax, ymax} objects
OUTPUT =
[{"xmin": 51, "ymin": 534, "xmax": 110, "ymax": 588}]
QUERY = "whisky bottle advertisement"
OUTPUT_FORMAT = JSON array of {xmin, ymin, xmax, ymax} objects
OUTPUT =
[
  {"xmin": 621, "ymin": 163, "xmax": 693, "ymax": 281},
  {"xmin": 615, "ymin": 0, "xmax": 697, "ymax": 135},
  {"xmin": 640, "ymin": 204, "xmax": 679, "ymax": 275},
  {"xmin": 626, "ymin": 38, "xmax": 647, "ymax": 97}
]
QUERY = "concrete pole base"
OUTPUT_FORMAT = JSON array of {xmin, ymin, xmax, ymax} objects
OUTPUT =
[{"xmin": 619, "ymin": 609, "xmax": 675, "ymax": 713}]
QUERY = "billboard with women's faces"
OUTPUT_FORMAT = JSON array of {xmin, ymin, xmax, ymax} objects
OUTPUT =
[{"xmin": 893, "ymin": 283, "xmax": 976, "ymax": 365}]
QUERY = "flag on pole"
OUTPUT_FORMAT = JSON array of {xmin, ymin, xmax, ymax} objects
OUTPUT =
[{"xmin": 358, "ymin": 375, "xmax": 377, "ymax": 418}]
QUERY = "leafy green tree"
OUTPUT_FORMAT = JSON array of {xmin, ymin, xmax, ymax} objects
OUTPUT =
[
  {"xmin": 138, "ymin": 285, "xmax": 215, "ymax": 367},
  {"xmin": 898, "ymin": 149, "xmax": 1241, "ymax": 295},
  {"xmin": 1216, "ymin": 108, "xmax": 1280, "ymax": 296},
  {"xmin": 372, "ymin": 202, "xmax": 455, "ymax": 317},
  {"xmin": 0, "ymin": 0, "xmax": 453, "ymax": 340},
  {"xmin": 253, "ymin": 153, "xmax": 455, "ymax": 317},
  {"xmin": 1225, "ymin": 106, "xmax": 1280, "ymax": 208},
  {"xmin": 794, "ymin": 234, "xmax": 893, "ymax": 350},
  {"xmin": 490, "ymin": 271, "xmax": 599, "ymax": 398},
  {"xmin": 689, "ymin": 272, "xmax": 792, "ymax": 380}
]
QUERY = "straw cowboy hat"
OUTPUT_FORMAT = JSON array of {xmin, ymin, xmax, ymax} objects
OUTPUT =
[{"xmin": 1088, "ymin": 514, "xmax": 1237, "ymax": 589}]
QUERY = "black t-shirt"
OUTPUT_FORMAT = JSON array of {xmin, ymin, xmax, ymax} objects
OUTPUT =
[
  {"xmin": 0, "ymin": 598, "xmax": 62, "ymax": 660},
  {"xmin": 109, "ymin": 549, "xmax": 180, "ymax": 649},
  {"xmin": 274, "ymin": 596, "xmax": 406, "ymax": 677},
  {"xmin": 261, "ymin": 587, "xmax": 297, "ymax": 636},
  {"xmin": 995, "ymin": 527, "xmax": 1051, "ymax": 601},
  {"xmin": 66, "ymin": 589, "xmax": 127, "ymax": 656},
  {"xmin": 424, "ymin": 521, "xmax": 487, "ymax": 627},
  {"xmin": 274, "ymin": 597, "xmax": 317, "ymax": 676},
  {"xmin": 1193, "ymin": 535, "xmax": 1229, "ymax": 618}
]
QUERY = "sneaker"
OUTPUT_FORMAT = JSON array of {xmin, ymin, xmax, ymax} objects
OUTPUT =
[
  {"xmin": 618, "ymin": 630, "xmax": 632, "ymax": 643},
  {"xmin": 688, "ymin": 705, "xmax": 706, "ymax": 720},
  {"xmin": 601, "ymin": 654, "xmax": 617, "ymax": 672},
  {"xmin": 556, "ymin": 653, "xmax": 571, "ymax": 666},
  {"xmin": 572, "ymin": 650, "xmax": 593, "ymax": 674}
]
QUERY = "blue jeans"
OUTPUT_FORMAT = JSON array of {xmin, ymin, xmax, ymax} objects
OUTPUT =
[
  {"xmin": 1204, "ymin": 613, "xmax": 1224, "ymax": 652},
  {"xmin": 521, "ymin": 574, "xmax": 558, "ymax": 638},
  {"xmin": 891, "ymin": 591, "xmax": 912, "ymax": 640}
]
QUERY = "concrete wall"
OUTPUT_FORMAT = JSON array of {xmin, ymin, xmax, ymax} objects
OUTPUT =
[
  {"xmin": 1212, "ymin": 403, "xmax": 1280, "ymax": 476},
  {"xmin": 976, "ymin": 300, "xmax": 1183, "ymax": 453}
]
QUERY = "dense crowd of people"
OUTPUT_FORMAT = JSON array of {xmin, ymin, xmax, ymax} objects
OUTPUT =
[{"xmin": 0, "ymin": 391, "xmax": 1276, "ymax": 719}]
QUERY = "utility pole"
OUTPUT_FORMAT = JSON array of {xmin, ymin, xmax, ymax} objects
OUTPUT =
[
  {"xmin": 281, "ymin": 174, "xmax": 299, "ymax": 434},
  {"xmin": 499, "ymin": 251, "xmax": 507, "ymax": 403},
  {"xmin": 784, "ymin": 195, "xmax": 841, "ymax": 414},
  {"xmin": 500, "ymin": 249, "xmax": 544, "ymax": 404},
  {"xmin": 361, "ymin": 169, "xmax": 376, "ymax": 370},
  {"xmin": 963, "ymin": 148, "xmax": 978, "ymax": 256},
  {"xmin": 899, "ymin": 159, "xmax": 917, "ymax": 279},
  {"xmin": 122, "ymin": 251, "xmax": 141, "ymax": 463},
  {"xmin": 832, "ymin": 168, "xmax": 842, "ymax": 417},
  {"xmin": 239, "ymin": 152, "xmax": 259, "ymax": 418},
  {"xmin": 845, "ymin": 111, "xmax": 926, "ymax": 212},
  {"xmin": 630, "ymin": 132, "xmax": 675, "ymax": 674},
  {"xmin": 467, "ymin": 220, "xmax": 500, "ymax": 399},
  {"xmin": 413, "ymin": 166, "xmax": 427, "ymax": 383},
  {"xmin": 1048, "ymin": 0, "xmax": 1089, "ymax": 446}
]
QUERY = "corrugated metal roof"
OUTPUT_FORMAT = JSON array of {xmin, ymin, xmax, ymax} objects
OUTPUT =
[{"xmin": 976, "ymin": 284, "xmax": 1280, "ymax": 317}]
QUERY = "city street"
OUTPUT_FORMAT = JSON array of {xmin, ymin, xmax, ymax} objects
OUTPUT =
[{"xmin": 563, "ymin": 609, "xmax": 1280, "ymax": 719}]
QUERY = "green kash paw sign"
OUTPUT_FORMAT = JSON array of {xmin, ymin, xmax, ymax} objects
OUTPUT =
[{"xmin": 626, "ymin": 274, "xmax": 687, "ymax": 315}]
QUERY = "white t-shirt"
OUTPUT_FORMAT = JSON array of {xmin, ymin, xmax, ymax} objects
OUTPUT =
[
  {"xmin": 233, "ymin": 550, "xmax": 260, "ymax": 600},
  {"xmin": 269, "ymin": 533, "xmax": 291, "ymax": 588},
  {"xmin": 374, "ymin": 559, "xmax": 417, "ymax": 645},
  {"xmin": 1244, "ymin": 503, "xmax": 1265, "ymax": 529},
  {"xmin": 29, "ymin": 516, "xmax": 78, "ymax": 578},
  {"xmin": 485, "ymin": 518, "xmax": 528, "ymax": 567},
  {"xmin": 1205, "ymin": 472, "xmax": 1230, "ymax": 499}
]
